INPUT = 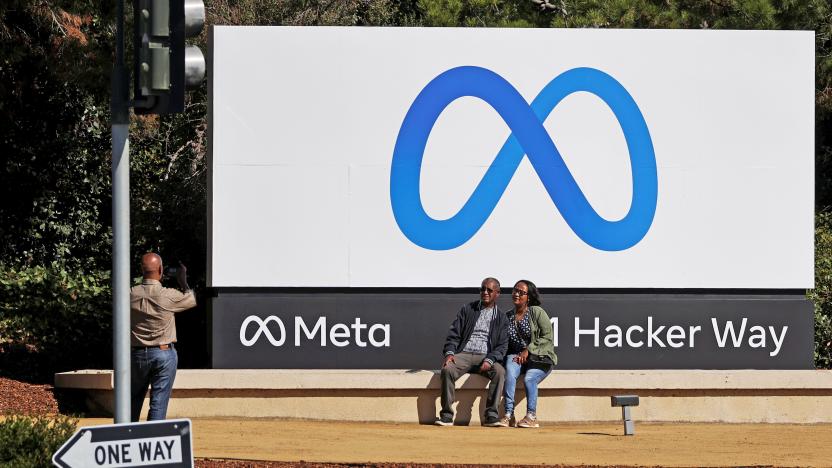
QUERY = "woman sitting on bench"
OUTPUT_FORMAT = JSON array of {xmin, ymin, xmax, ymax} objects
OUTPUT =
[{"xmin": 500, "ymin": 279, "xmax": 557, "ymax": 428}]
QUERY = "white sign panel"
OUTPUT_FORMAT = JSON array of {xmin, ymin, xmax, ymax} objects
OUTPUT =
[{"xmin": 208, "ymin": 27, "xmax": 814, "ymax": 288}]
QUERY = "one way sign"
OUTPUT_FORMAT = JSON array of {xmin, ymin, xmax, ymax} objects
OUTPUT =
[{"xmin": 53, "ymin": 419, "xmax": 193, "ymax": 467}]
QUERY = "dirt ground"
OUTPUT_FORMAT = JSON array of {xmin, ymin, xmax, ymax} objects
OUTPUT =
[
  {"xmin": 78, "ymin": 417, "xmax": 832, "ymax": 467},
  {"xmin": 4, "ymin": 373, "xmax": 829, "ymax": 466}
]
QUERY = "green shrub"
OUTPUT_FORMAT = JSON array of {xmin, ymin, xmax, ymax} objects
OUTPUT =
[
  {"xmin": 809, "ymin": 210, "xmax": 832, "ymax": 368},
  {"xmin": 0, "ymin": 263, "xmax": 111, "ymax": 382},
  {"xmin": 0, "ymin": 415, "xmax": 77, "ymax": 468}
]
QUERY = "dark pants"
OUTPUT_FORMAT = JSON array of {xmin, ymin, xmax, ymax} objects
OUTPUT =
[
  {"xmin": 130, "ymin": 344, "xmax": 178, "ymax": 422},
  {"xmin": 440, "ymin": 352, "xmax": 506, "ymax": 421}
]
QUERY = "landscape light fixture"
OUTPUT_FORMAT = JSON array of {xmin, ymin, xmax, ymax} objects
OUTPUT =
[{"xmin": 611, "ymin": 394, "xmax": 640, "ymax": 436}]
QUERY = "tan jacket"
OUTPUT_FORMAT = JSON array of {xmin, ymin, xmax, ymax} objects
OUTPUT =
[{"xmin": 130, "ymin": 279, "xmax": 197, "ymax": 346}]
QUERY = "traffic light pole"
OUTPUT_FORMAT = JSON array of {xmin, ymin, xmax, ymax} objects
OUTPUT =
[
  {"xmin": 109, "ymin": 0, "xmax": 205, "ymax": 423},
  {"xmin": 112, "ymin": 0, "xmax": 131, "ymax": 424}
]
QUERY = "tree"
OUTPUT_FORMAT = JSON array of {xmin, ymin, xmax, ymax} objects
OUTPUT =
[{"xmin": 2, "ymin": 0, "xmax": 831, "ymax": 375}]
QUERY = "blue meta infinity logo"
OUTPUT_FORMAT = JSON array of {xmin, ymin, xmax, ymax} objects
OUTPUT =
[{"xmin": 389, "ymin": 66, "xmax": 658, "ymax": 251}]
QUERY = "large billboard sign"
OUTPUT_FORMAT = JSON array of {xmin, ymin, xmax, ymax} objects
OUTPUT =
[
  {"xmin": 208, "ymin": 27, "xmax": 815, "ymax": 369},
  {"xmin": 208, "ymin": 27, "xmax": 814, "ymax": 289}
]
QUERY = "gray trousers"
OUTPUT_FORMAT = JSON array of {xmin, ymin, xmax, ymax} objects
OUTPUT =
[{"xmin": 440, "ymin": 352, "xmax": 506, "ymax": 420}]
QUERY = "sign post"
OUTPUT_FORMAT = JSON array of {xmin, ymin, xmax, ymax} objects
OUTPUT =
[
  {"xmin": 110, "ymin": 0, "xmax": 206, "ymax": 423},
  {"xmin": 52, "ymin": 419, "xmax": 193, "ymax": 468},
  {"xmin": 111, "ymin": 0, "xmax": 131, "ymax": 424}
]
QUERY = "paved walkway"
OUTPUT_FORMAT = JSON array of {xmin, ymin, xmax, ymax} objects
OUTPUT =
[{"xmin": 79, "ymin": 418, "xmax": 832, "ymax": 467}]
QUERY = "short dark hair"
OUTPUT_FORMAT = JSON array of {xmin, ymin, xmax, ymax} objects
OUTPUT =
[
  {"xmin": 515, "ymin": 279, "xmax": 541, "ymax": 306},
  {"xmin": 482, "ymin": 277, "xmax": 500, "ymax": 289}
]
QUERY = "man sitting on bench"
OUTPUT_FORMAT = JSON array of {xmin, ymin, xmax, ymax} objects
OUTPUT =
[{"xmin": 435, "ymin": 277, "xmax": 508, "ymax": 427}]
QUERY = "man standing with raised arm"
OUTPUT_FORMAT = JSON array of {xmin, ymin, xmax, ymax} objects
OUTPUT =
[
  {"xmin": 130, "ymin": 252, "xmax": 197, "ymax": 421},
  {"xmin": 436, "ymin": 277, "xmax": 508, "ymax": 427}
]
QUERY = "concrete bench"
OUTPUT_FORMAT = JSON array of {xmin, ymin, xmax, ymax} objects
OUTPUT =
[{"xmin": 55, "ymin": 369, "xmax": 832, "ymax": 424}]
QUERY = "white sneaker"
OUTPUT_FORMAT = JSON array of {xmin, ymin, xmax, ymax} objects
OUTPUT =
[{"xmin": 517, "ymin": 412, "xmax": 539, "ymax": 428}]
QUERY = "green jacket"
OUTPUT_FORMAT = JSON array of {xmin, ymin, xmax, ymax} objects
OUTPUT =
[{"xmin": 525, "ymin": 305, "xmax": 558, "ymax": 366}]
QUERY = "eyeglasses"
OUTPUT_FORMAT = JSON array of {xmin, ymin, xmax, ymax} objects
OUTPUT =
[
  {"xmin": 479, "ymin": 287, "xmax": 497, "ymax": 294},
  {"xmin": 511, "ymin": 288, "xmax": 528, "ymax": 297}
]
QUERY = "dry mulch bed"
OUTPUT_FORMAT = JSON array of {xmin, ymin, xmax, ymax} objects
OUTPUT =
[
  {"xmin": 0, "ymin": 376, "xmax": 60, "ymax": 415},
  {"xmin": 196, "ymin": 463, "xmax": 457, "ymax": 468},
  {"xmin": 196, "ymin": 463, "xmax": 420, "ymax": 468},
  {"xmin": 195, "ymin": 462, "xmax": 603, "ymax": 468}
]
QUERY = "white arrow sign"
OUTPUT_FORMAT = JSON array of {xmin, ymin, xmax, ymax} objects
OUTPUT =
[{"xmin": 53, "ymin": 419, "xmax": 192, "ymax": 468}]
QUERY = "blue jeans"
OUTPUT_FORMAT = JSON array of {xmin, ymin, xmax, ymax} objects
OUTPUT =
[
  {"xmin": 503, "ymin": 353, "xmax": 551, "ymax": 415},
  {"xmin": 130, "ymin": 345, "xmax": 178, "ymax": 421}
]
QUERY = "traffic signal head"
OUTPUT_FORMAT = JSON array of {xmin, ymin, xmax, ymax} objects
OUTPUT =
[{"xmin": 133, "ymin": 0, "xmax": 206, "ymax": 115}]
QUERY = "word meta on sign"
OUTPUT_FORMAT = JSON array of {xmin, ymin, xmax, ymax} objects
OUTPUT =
[
  {"xmin": 240, "ymin": 315, "xmax": 391, "ymax": 348},
  {"xmin": 390, "ymin": 66, "xmax": 658, "ymax": 251},
  {"xmin": 53, "ymin": 419, "xmax": 193, "ymax": 468}
]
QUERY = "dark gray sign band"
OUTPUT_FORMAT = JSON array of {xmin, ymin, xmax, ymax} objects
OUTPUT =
[{"xmin": 210, "ymin": 291, "xmax": 813, "ymax": 370}]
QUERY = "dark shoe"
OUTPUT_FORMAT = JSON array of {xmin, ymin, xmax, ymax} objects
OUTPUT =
[
  {"xmin": 434, "ymin": 415, "xmax": 453, "ymax": 426},
  {"xmin": 483, "ymin": 415, "xmax": 502, "ymax": 427}
]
